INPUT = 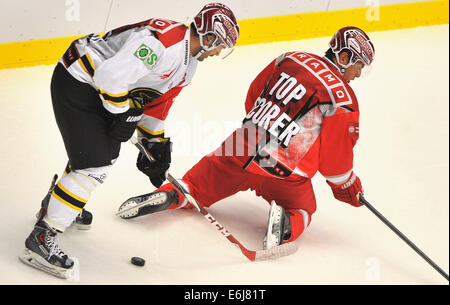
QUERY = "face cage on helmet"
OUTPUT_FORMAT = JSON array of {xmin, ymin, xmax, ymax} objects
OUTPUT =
[
  {"xmin": 196, "ymin": 14, "xmax": 238, "ymax": 59},
  {"xmin": 333, "ymin": 48, "xmax": 372, "ymax": 76},
  {"xmin": 198, "ymin": 32, "xmax": 235, "ymax": 59}
]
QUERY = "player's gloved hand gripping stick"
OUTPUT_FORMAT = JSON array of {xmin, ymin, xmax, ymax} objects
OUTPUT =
[
  {"xmin": 123, "ymin": 136, "xmax": 298, "ymax": 261},
  {"xmin": 136, "ymin": 138, "xmax": 172, "ymax": 188},
  {"xmin": 359, "ymin": 194, "xmax": 449, "ymax": 281}
]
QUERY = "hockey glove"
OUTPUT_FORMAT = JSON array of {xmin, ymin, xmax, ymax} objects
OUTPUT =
[
  {"xmin": 326, "ymin": 172, "xmax": 364, "ymax": 207},
  {"xmin": 109, "ymin": 108, "xmax": 144, "ymax": 142},
  {"xmin": 136, "ymin": 138, "xmax": 172, "ymax": 188}
]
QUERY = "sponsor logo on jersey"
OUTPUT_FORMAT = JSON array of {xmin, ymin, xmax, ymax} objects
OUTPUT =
[
  {"xmin": 287, "ymin": 52, "xmax": 353, "ymax": 107},
  {"xmin": 184, "ymin": 40, "xmax": 189, "ymax": 65},
  {"xmin": 347, "ymin": 122, "xmax": 359, "ymax": 138},
  {"xmin": 134, "ymin": 43, "xmax": 158, "ymax": 66}
]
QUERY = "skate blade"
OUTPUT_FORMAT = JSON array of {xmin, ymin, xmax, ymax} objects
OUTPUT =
[
  {"xmin": 117, "ymin": 198, "xmax": 140, "ymax": 219},
  {"xmin": 75, "ymin": 223, "xmax": 91, "ymax": 230},
  {"xmin": 263, "ymin": 201, "xmax": 281, "ymax": 250},
  {"xmin": 19, "ymin": 249, "xmax": 74, "ymax": 280},
  {"xmin": 117, "ymin": 192, "xmax": 167, "ymax": 219},
  {"xmin": 255, "ymin": 242, "xmax": 299, "ymax": 261}
]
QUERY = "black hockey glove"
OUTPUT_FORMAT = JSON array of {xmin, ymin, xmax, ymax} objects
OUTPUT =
[
  {"xmin": 108, "ymin": 108, "xmax": 144, "ymax": 142},
  {"xmin": 136, "ymin": 138, "xmax": 172, "ymax": 188}
]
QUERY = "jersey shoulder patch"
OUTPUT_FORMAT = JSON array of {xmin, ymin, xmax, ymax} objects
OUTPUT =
[
  {"xmin": 284, "ymin": 52, "xmax": 359, "ymax": 114},
  {"xmin": 147, "ymin": 19, "xmax": 188, "ymax": 49}
]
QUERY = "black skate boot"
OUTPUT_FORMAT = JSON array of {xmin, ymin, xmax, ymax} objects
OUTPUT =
[
  {"xmin": 263, "ymin": 201, "xmax": 292, "ymax": 250},
  {"xmin": 19, "ymin": 220, "xmax": 74, "ymax": 279},
  {"xmin": 74, "ymin": 209, "xmax": 93, "ymax": 230},
  {"xmin": 117, "ymin": 190, "xmax": 179, "ymax": 219}
]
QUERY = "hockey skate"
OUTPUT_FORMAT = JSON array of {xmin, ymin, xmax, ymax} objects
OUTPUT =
[
  {"xmin": 19, "ymin": 220, "xmax": 74, "ymax": 279},
  {"xmin": 263, "ymin": 201, "xmax": 292, "ymax": 250},
  {"xmin": 36, "ymin": 174, "xmax": 93, "ymax": 230},
  {"xmin": 74, "ymin": 209, "xmax": 93, "ymax": 230},
  {"xmin": 117, "ymin": 190, "xmax": 179, "ymax": 219}
]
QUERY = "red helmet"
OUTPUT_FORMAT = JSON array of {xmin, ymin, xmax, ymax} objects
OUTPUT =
[
  {"xmin": 193, "ymin": 3, "xmax": 240, "ymax": 57},
  {"xmin": 329, "ymin": 26, "xmax": 375, "ymax": 69}
]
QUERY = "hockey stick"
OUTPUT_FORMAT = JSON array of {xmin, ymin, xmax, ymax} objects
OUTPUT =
[
  {"xmin": 129, "ymin": 136, "xmax": 298, "ymax": 261},
  {"xmin": 359, "ymin": 194, "xmax": 449, "ymax": 281}
]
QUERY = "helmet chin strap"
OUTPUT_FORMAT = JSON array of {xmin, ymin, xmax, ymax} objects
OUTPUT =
[
  {"xmin": 194, "ymin": 33, "xmax": 220, "ymax": 59},
  {"xmin": 194, "ymin": 35, "xmax": 211, "ymax": 59},
  {"xmin": 334, "ymin": 53, "xmax": 353, "ymax": 74},
  {"xmin": 194, "ymin": 48, "xmax": 206, "ymax": 59}
]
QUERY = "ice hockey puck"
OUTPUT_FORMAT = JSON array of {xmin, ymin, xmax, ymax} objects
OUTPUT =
[{"xmin": 130, "ymin": 257, "xmax": 145, "ymax": 266}]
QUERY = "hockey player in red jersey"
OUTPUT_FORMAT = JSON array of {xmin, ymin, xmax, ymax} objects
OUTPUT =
[
  {"xmin": 19, "ymin": 3, "xmax": 239, "ymax": 279},
  {"xmin": 118, "ymin": 26, "xmax": 375, "ymax": 251}
]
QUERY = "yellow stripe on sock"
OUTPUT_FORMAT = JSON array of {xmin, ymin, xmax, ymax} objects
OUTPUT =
[
  {"xmin": 52, "ymin": 192, "xmax": 83, "ymax": 212},
  {"xmin": 57, "ymin": 182, "xmax": 88, "ymax": 204}
]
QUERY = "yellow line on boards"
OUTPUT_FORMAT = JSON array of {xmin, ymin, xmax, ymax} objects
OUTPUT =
[
  {"xmin": 237, "ymin": 0, "xmax": 449, "ymax": 45},
  {"xmin": 0, "ymin": 0, "xmax": 448, "ymax": 69}
]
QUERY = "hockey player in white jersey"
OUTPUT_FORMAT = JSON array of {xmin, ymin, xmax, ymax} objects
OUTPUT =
[{"xmin": 19, "ymin": 3, "xmax": 239, "ymax": 279}]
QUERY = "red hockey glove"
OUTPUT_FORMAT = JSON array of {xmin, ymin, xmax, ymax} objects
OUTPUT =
[{"xmin": 326, "ymin": 172, "xmax": 363, "ymax": 207}]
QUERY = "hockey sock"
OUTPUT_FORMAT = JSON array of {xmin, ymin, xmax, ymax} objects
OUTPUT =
[
  {"xmin": 158, "ymin": 181, "xmax": 193, "ymax": 210},
  {"xmin": 283, "ymin": 209, "xmax": 310, "ymax": 243},
  {"xmin": 45, "ymin": 164, "xmax": 111, "ymax": 229}
]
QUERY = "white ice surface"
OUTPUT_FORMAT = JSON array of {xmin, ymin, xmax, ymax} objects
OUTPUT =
[{"xmin": 0, "ymin": 25, "xmax": 448, "ymax": 285}]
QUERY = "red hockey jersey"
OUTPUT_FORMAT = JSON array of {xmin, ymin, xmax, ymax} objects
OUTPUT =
[{"xmin": 214, "ymin": 52, "xmax": 360, "ymax": 183}]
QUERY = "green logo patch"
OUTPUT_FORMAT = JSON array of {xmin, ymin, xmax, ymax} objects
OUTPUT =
[{"xmin": 134, "ymin": 44, "xmax": 158, "ymax": 66}]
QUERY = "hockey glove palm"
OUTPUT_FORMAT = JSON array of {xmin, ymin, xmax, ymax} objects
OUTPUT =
[
  {"xmin": 109, "ymin": 108, "xmax": 143, "ymax": 142},
  {"xmin": 136, "ymin": 138, "xmax": 172, "ymax": 188},
  {"xmin": 327, "ymin": 172, "xmax": 363, "ymax": 207}
]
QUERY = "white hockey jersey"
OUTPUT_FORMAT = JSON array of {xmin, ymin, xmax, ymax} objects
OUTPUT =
[{"xmin": 59, "ymin": 18, "xmax": 198, "ymax": 139}]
